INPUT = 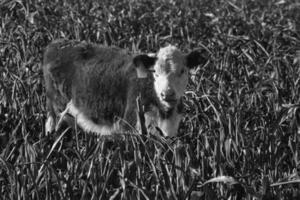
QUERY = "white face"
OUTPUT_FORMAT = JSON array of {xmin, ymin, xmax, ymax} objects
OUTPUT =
[{"xmin": 152, "ymin": 46, "xmax": 189, "ymax": 109}]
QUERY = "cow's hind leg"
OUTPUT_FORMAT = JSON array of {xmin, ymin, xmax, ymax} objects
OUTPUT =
[{"xmin": 55, "ymin": 101, "xmax": 75, "ymax": 132}]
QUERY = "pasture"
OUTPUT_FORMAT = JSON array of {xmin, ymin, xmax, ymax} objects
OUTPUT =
[{"xmin": 0, "ymin": 0, "xmax": 299, "ymax": 199}]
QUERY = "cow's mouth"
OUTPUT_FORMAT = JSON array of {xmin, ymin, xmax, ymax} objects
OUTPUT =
[{"xmin": 162, "ymin": 98, "xmax": 178, "ymax": 107}]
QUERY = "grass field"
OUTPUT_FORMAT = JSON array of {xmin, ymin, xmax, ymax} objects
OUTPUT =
[{"xmin": 0, "ymin": 0, "xmax": 300, "ymax": 199}]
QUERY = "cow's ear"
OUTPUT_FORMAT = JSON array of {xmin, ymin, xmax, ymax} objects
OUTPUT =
[
  {"xmin": 133, "ymin": 54, "xmax": 156, "ymax": 78},
  {"xmin": 186, "ymin": 50, "xmax": 209, "ymax": 69}
]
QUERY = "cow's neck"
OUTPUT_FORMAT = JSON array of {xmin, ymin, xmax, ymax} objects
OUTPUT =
[{"xmin": 157, "ymin": 108, "xmax": 182, "ymax": 137}]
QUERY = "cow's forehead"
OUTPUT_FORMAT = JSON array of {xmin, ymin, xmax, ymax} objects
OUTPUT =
[{"xmin": 154, "ymin": 46, "xmax": 186, "ymax": 73}]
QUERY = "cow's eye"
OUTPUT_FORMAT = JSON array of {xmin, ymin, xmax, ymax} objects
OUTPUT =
[{"xmin": 179, "ymin": 69, "xmax": 185, "ymax": 76}]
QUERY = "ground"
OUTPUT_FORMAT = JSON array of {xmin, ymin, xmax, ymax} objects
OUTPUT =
[{"xmin": 0, "ymin": 0, "xmax": 299, "ymax": 199}]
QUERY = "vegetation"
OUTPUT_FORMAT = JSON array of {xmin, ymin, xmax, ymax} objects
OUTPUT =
[{"xmin": 0, "ymin": 0, "xmax": 299, "ymax": 199}]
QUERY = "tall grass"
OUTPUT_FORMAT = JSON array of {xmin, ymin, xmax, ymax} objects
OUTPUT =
[{"xmin": 0, "ymin": 0, "xmax": 299, "ymax": 199}]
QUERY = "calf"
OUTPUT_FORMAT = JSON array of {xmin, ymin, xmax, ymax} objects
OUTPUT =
[{"xmin": 43, "ymin": 40, "xmax": 206, "ymax": 136}]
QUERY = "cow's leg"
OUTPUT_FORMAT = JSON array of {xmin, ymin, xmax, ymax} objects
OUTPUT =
[
  {"xmin": 122, "ymin": 92, "xmax": 140, "ymax": 133},
  {"xmin": 55, "ymin": 101, "xmax": 72, "ymax": 132}
]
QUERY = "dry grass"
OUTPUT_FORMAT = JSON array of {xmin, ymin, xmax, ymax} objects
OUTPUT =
[{"xmin": 0, "ymin": 0, "xmax": 300, "ymax": 199}]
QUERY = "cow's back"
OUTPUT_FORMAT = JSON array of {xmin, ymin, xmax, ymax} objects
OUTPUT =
[{"xmin": 43, "ymin": 40, "xmax": 140, "ymax": 126}]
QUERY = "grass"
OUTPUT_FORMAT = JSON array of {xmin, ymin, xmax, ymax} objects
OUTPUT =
[{"xmin": 0, "ymin": 0, "xmax": 300, "ymax": 199}]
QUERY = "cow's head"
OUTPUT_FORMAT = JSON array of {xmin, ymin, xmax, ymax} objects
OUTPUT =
[{"xmin": 134, "ymin": 45, "xmax": 207, "ymax": 110}]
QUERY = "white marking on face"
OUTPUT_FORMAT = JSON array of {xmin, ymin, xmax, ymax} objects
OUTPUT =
[{"xmin": 153, "ymin": 46, "xmax": 189, "ymax": 109}]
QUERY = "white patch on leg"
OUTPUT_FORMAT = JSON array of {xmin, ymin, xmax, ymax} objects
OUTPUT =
[{"xmin": 45, "ymin": 115, "xmax": 55, "ymax": 134}]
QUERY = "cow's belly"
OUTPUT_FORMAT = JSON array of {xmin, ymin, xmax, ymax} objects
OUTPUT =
[{"xmin": 64, "ymin": 100, "xmax": 118, "ymax": 135}]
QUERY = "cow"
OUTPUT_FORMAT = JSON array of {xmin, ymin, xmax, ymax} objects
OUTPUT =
[{"xmin": 43, "ymin": 40, "xmax": 207, "ymax": 137}]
